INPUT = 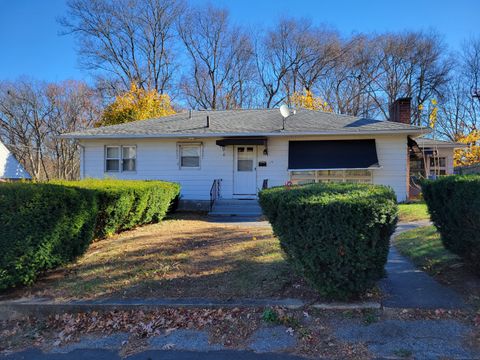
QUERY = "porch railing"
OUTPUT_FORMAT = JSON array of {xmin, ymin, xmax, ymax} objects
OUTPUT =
[{"xmin": 210, "ymin": 179, "xmax": 221, "ymax": 211}]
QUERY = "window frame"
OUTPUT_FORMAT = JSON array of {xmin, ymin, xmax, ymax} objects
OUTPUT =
[
  {"xmin": 104, "ymin": 145, "xmax": 137, "ymax": 173},
  {"xmin": 178, "ymin": 142, "xmax": 202, "ymax": 170},
  {"xmin": 121, "ymin": 145, "xmax": 137, "ymax": 172},
  {"xmin": 428, "ymin": 156, "xmax": 447, "ymax": 177},
  {"xmin": 290, "ymin": 169, "xmax": 373, "ymax": 185}
]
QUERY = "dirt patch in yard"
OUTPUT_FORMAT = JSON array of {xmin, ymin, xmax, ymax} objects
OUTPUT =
[{"xmin": 3, "ymin": 213, "xmax": 319, "ymax": 301}]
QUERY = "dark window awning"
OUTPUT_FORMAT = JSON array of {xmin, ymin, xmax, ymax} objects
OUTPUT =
[
  {"xmin": 288, "ymin": 140, "xmax": 380, "ymax": 170},
  {"xmin": 216, "ymin": 137, "xmax": 267, "ymax": 147}
]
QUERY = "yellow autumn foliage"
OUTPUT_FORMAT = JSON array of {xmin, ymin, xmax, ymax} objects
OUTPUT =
[
  {"xmin": 454, "ymin": 130, "xmax": 480, "ymax": 167},
  {"xmin": 98, "ymin": 84, "xmax": 175, "ymax": 127},
  {"xmin": 291, "ymin": 90, "xmax": 332, "ymax": 112}
]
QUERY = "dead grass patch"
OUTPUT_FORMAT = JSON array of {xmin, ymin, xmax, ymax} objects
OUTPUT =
[{"xmin": 8, "ymin": 213, "xmax": 317, "ymax": 301}]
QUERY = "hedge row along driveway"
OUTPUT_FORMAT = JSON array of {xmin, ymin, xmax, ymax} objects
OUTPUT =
[
  {"xmin": 0, "ymin": 180, "xmax": 180, "ymax": 290},
  {"xmin": 422, "ymin": 175, "xmax": 480, "ymax": 273},
  {"xmin": 259, "ymin": 183, "xmax": 398, "ymax": 300}
]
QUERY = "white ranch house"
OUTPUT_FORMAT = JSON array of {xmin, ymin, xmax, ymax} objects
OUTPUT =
[{"xmin": 65, "ymin": 98, "xmax": 446, "ymax": 211}]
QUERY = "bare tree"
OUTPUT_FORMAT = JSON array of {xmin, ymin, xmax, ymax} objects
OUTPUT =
[
  {"xmin": 436, "ymin": 38, "xmax": 480, "ymax": 140},
  {"xmin": 254, "ymin": 19, "xmax": 304, "ymax": 108},
  {"xmin": 44, "ymin": 81, "xmax": 102, "ymax": 179},
  {"xmin": 462, "ymin": 37, "xmax": 480, "ymax": 105},
  {"xmin": 0, "ymin": 79, "xmax": 101, "ymax": 180},
  {"xmin": 60, "ymin": 0, "xmax": 183, "ymax": 95},
  {"xmin": 366, "ymin": 31, "xmax": 451, "ymax": 125},
  {"xmin": 177, "ymin": 5, "xmax": 254, "ymax": 110},
  {"xmin": 318, "ymin": 35, "xmax": 382, "ymax": 117}
]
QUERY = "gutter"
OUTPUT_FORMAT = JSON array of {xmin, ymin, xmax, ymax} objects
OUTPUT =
[{"xmin": 62, "ymin": 128, "xmax": 431, "ymax": 140}]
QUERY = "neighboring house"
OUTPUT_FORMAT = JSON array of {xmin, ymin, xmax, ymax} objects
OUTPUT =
[
  {"xmin": 413, "ymin": 138, "xmax": 466, "ymax": 176},
  {"xmin": 64, "ymin": 98, "xmax": 429, "ymax": 208},
  {"xmin": 0, "ymin": 141, "xmax": 31, "ymax": 181},
  {"xmin": 408, "ymin": 138, "xmax": 467, "ymax": 198}
]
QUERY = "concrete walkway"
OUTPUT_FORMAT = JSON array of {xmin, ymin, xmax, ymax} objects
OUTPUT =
[{"xmin": 380, "ymin": 221, "xmax": 467, "ymax": 309}]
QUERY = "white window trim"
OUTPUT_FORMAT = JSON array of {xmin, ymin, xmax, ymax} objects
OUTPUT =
[
  {"xmin": 428, "ymin": 156, "xmax": 447, "ymax": 176},
  {"xmin": 105, "ymin": 145, "xmax": 137, "ymax": 173},
  {"xmin": 177, "ymin": 142, "xmax": 203, "ymax": 170},
  {"xmin": 121, "ymin": 145, "xmax": 137, "ymax": 172}
]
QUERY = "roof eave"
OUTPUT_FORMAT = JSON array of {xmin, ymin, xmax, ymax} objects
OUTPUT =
[
  {"xmin": 63, "ymin": 128, "xmax": 430, "ymax": 140},
  {"xmin": 418, "ymin": 143, "xmax": 468, "ymax": 149}
]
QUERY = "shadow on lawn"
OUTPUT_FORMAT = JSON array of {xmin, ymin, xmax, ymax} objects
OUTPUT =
[{"xmin": 7, "ymin": 221, "xmax": 320, "ymax": 301}]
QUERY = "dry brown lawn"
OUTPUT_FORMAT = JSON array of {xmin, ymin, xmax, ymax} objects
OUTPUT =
[{"xmin": 15, "ymin": 213, "xmax": 317, "ymax": 301}]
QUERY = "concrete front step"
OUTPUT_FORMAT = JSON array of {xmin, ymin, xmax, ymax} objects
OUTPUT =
[
  {"xmin": 212, "ymin": 205, "xmax": 262, "ymax": 211},
  {"xmin": 214, "ymin": 199, "xmax": 259, "ymax": 205},
  {"xmin": 209, "ymin": 212, "xmax": 262, "ymax": 217},
  {"xmin": 209, "ymin": 199, "xmax": 262, "ymax": 217}
]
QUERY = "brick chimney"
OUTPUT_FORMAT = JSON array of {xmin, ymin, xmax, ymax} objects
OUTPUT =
[{"xmin": 389, "ymin": 97, "xmax": 411, "ymax": 124}]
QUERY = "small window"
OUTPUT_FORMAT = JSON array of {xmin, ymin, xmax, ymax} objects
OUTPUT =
[
  {"xmin": 106, "ymin": 146, "xmax": 120, "ymax": 172},
  {"xmin": 429, "ymin": 157, "xmax": 446, "ymax": 167},
  {"xmin": 290, "ymin": 171, "xmax": 315, "ymax": 185},
  {"xmin": 291, "ymin": 170, "xmax": 373, "ymax": 185},
  {"xmin": 122, "ymin": 146, "xmax": 136, "ymax": 171},
  {"xmin": 238, "ymin": 160, "xmax": 253, "ymax": 171},
  {"xmin": 105, "ymin": 145, "xmax": 136, "ymax": 172},
  {"xmin": 180, "ymin": 144, "xmax": 201, "ymax": 168}
]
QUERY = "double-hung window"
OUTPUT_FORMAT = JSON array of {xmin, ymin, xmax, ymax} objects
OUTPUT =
[
  {"xmin": 179, "ymin": 143, "xmax": 201, "ymax": 169},
  {"xmin": 429, "ymin": 156, "xmax": 446, "ymax": 176},
  {"xmin": 105, "ymin": 145, "xmax": 136, "ymax": 172},
  {"xmin": 122, "ymin": 146, "xmax": 136, "ymax": 171}
]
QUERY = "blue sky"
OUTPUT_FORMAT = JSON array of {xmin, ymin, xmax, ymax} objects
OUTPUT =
[{"xmin": 0, "ymin": 0, "xmax": 478, "ymax": 82}]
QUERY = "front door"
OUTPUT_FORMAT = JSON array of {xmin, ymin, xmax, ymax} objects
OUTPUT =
[{"xmin": 233, "ymin": 145, "xmax": 257, "ymax": 195}]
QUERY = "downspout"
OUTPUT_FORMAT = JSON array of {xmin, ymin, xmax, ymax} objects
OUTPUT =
[{"xmin": 78, "ymin": 143, "xmax": 86, "ymax": 179}]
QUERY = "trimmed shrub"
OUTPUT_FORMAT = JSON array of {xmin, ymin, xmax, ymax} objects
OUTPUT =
[
  {"xmin": 259, "ymin": 183, "xmax": 398, "ymax": 299},
  {"xmin": 51, "ymin": 179, "xmax": 180, "ymax": 238},
  {"xmin": 422, "ymin": 175, "xmax": 480, "ymax": 270},
  {"xmin": 0, "ymin": 179, "xmax": 180, "ymax": 289},
  {"xmin": 0, "ymin": 183, "xmax": 98, "ymax": 289}
]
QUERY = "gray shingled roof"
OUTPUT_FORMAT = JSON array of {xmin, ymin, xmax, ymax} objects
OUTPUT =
[
  {"xmin": 416, "ymin": 137, "xmax": 467, "ymax": 148},
  {"xmin": 63, "ymin": 109, "xmax": 429, "ymax": 138}
]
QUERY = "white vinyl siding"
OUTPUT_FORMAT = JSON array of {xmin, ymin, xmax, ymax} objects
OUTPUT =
[{"xmin": 81, "ymin": 134, "xmax": 409, "ymax": 202}]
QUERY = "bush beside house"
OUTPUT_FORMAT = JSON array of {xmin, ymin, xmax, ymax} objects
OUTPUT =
[
  {"xmin": 0, "ymin": 180, "xmax": 180, "ymax": 289},
  {"xmin": 259, "ymin": 183, "xmax": 398, "ymax": 299},
  {"xmin": 422, "ymin": 175, "xmax": 480, "ymax": 271},
  {"xmin": 52, "ymin": 179, "xmax": 180, "ymax": 238}
]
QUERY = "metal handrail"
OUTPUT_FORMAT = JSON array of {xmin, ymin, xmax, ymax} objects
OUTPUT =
[{"xmin": 210, "ymin": 179, "xmax": 221, "ymax": 211}]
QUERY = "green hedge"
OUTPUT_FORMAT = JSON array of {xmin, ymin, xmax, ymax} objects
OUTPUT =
[
  {"xmin": 422, "ymin": 175, "xmax": 480, "ymax": 270},
  {"xmin": 52, "ymin": 179, "xmax": 180, "ymax": 238},
  {"xmin": 0, "ymin": 183, "xmax": 98, "ymax": 289},
  {"xmin": 259, "ymin": 183, "xmax": 398, "ymax": 299},
  {"xmin": 0, "ymin": 180, "xmax": 180, "ymax": 289}
]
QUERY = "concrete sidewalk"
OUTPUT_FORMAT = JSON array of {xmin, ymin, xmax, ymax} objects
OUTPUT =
[
  {"xmin": 380, "ymin": 221, "xmax": 467, "ymax": 309},
  {"xmin": 0, "ymin": 349, "xmax": 307, "ymax": 360}
]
